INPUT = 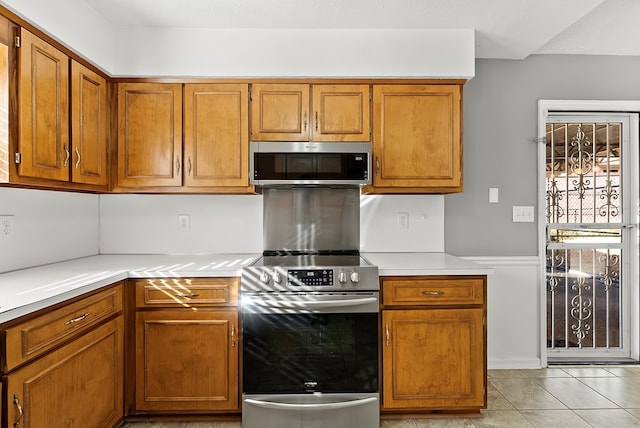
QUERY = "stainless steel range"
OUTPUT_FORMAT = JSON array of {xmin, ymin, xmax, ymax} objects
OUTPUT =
[{"xmin": 241, "ymin": 185, "xmax": 380, "ymax": 428}]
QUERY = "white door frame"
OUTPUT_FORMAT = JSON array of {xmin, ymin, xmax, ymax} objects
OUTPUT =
[{"xmin": 538, "ymin": 100, "xmax": 640, "ymax": 367}]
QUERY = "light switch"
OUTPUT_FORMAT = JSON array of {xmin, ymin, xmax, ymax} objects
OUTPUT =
[
  {"xmin": 513, "ymin": 206, "xmax": 535, "ymax": 222},
  {"xmin": 489, "ymin": 188, "xmax": 499, "ymax": 203}
]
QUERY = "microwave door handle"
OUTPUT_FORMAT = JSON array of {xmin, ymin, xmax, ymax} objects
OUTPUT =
[
  {"xmin": 252, "ymin": 297, "xmax": 377, "ymax": 309},
  {"xmin": 244, "ymin": 396, "xmax": 377, "ymax": 411}
]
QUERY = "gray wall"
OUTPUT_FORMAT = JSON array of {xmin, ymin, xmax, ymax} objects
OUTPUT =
[{"xmin": 445, "ymin": 54, "xmax": 640, "ymax": 257}]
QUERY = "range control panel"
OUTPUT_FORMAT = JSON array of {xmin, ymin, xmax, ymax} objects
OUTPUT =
[{"xmin": 287, "ymin": 269, "xmax": 333, "ymax": 287}]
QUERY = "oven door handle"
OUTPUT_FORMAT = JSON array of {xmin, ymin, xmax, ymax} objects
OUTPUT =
[
  {"xmin": 244, "ymin": 396, "xmax": 377, "ymax": 411},
  {"xmin": 249, "ymin": 297, "xmax": 378, "ymax": 309}
]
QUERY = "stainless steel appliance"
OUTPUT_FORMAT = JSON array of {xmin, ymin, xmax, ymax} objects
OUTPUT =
[
  {"xmin": 250, "ymin": 141, "xmax": 371, "ymax": 186},
  {"xmin": 241, "ymin": 186, "xmax": 380, "ymax": 428}
]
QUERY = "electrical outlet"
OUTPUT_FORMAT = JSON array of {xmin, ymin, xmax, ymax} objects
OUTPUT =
[
  {"xmin": 178, "ymin": 214, "xmax": 191, "ymax": 232},
  {"xmin": 0, "ymin": 215, "xmax": 15, "ymax": 239},
  {"xmin": 398, "ymin": 212, "xmax": 409, "ymax": 230}
]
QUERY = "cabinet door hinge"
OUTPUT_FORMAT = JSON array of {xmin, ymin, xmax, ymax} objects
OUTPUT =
[
  {"xmin": 14, "ymin": 35, "xmax": 20, "ymax": 48},
  {"xmin": 14, "ymin": 152, "xmax": 21, "ymax": 164}
]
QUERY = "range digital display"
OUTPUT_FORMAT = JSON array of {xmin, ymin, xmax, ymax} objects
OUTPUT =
[{"xmin": 287, "ymin": 269, "xmax": 333, "ymax": 286}]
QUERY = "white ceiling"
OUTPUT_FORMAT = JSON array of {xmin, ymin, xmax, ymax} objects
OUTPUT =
[{"xmin": 83, "ymin": 0, "xmax": 640, "ymax": 60}]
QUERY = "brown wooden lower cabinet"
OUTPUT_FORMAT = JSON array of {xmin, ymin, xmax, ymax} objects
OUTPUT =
[
  {"xmin": 134, "ymin": 309, "xmax": 239, "ymax": 412},
  {"xmin": 381, "ymin": 276, "xmax": 487, "ymax": 412},
  {"xmin": 131, "ymin": 277, "xmax": 240, "ymax": 414},
  {"xmin": 3, "ymin": 316, "xmax": 124, "ymax": 428}
]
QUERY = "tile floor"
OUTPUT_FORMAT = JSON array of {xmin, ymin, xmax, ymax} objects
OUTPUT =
[{"xmin": 121, "ymin": 366, "xmax": 640, "ymax": 428}]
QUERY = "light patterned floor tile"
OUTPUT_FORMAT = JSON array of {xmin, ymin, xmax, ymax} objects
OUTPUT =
[
  {"xmin": 475, "ymin": 410, "xmax": 534, "ymax": 427},
  {"xmin": 487, "ymin": 369, "xmax": 530, "ymax": 379},
  {"xmin": 522, "ymin": 368, "xmax": 569, "ymax": 378},
  {"xmin": 578, "ymin": 376, "xmax": 640, "ymax": 408},
  {"xmin": 603, "ymin": 366, "xmax": 640, "ymax": 377},
  {"xmin": 519, "ymin": 410, "xmax": 591, "ymax": 428},
  {"xmin": 561, "ymin": 367, "xmax": 617, "ymax": 378},
  {"xmin": 489, "ymin": 378, "xmax": 567, "ymax": 410},
  {"xmin": 414, "ymin": 418, "xmax": 476, "ymax": 427},
  {"xmin": 573, "ymin": 409, "xmax": 640, "ymax": 428},
  {"xmin": 532, "ymin": 376, "xmax": 618, "ymax": 409}
]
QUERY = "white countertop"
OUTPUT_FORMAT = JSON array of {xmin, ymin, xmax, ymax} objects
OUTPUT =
[
  {"xmin": 363, "ymin": 252, "xmax": 493, "ymax": 276},
  {"xmin": 0, "ymin": 254, "xmax": 258, "ymax": 323},
  {"xmin": 0, "ymin": 252, "xmax": 491, "ymax": 324}
]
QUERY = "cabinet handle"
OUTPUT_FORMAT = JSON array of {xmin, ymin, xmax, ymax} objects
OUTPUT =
[
  {"xmin": 375, "ymin": 157, "xmax": 380, "ymax": 176},
  {"xmin": 187, "ymin": 156, "xmax": 192, "ymax": 176},
  {"xmin": 63, "ymin": 144, "xmax": 70, "ymax": 167},
  {"xmin": 175, "ymin": 157, "xmax": 181, "ymax": 174},
  {"xmin": 13, "ymin": 393, "xmax": 23, "ymax": 428},
  {"xmin": 421, "ymin": 291, "xmax": 445, "ymax": 296},
  {"xmin": 303, "ymin": 111, "xmax": 308, "ymax": 132},
  {"xmin": 315, "ymin": 111, "xmax": 318, "ymax": 131},
  {"xmin": 231, "ymin": 323, "xmax": 236, "ymax": 347},
  {"xmin": 385, "ymin": 323, "xmax": 390, "ymax": 347},
  {"xmin": 175, "ymin": 293, "xmax": 199, "ymax": 298},
  {"xmin": 64, "ymin": 312, "xmax": 90, "ymax": 325},
  {"xmin": 75, "ymin": 146, "xmax": 81, "ymax": 168}
]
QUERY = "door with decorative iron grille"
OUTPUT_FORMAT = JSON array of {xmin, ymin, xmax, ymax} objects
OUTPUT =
[{"xmin": 545, "ymin": 113, "xmax": 638, "ymax": 361}]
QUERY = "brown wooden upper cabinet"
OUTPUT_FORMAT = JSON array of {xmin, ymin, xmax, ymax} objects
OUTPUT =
[
  {"xmin": 14, "ymin": 28, "xmax": 108, "ymax": 188},
  {"xmin": 370, "ymin": 84, "xmax": 462, "ymax": 193},
  {"xmin": 117, "ymin": 82, "xmax": 183, "ymax": 187},
  {"xmin": 183, "ymin": 83, "xmax": 249, "ymax": 187},
  {"xmin": 250, "ymin": 83, "xmax": 370, "ymax": 142},
  {"xmin": 117, "ymin": 82, "xmax": 251, "ymax": 190}
]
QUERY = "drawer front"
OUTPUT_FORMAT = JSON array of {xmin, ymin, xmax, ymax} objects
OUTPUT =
[
  {"xmin": 382, "ymin": 276, "xmax": 484, "ymax": 306},
  {"xmin": 135, "ymin": 277, "xmax": 239, "ymax": 308},
  {"xmin": 3, "ymin": 283, "xmax": 123, "ymax": 371}
]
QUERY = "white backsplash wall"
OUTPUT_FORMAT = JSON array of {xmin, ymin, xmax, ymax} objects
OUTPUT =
[
  {"xmin": 98, "ymin": 194, "xmax": 264, "ymax": 254},
  {"xmin": 0, "ymin": 187, "xmax": 99, "ymax": 273},
  {"xmin": 99, "ymin": 193, "xmax": 445, "ymax": 255},
  {"xmin": 360, "ymin": 194, "xmax": 444, "ymax": 252}
]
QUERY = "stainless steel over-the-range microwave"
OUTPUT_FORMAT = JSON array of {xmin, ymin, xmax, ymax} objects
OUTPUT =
[{"xmin": 249, "ymin": 141, "xmax": 371, "ymax": 186}]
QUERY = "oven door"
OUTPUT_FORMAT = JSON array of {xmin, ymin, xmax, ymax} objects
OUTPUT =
[
  {"xmin": 241, "ymin": 292, "xmax": 379, "ymax": 428},
  {"xmin": 242, "ymin": 292, "xmax": 378, "ymax": 395}
]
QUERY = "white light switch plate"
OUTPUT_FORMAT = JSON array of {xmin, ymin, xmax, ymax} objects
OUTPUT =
[
  {"xmin": 489, "ymin": 188, "xmax": 499, "ymax": 203},
  {"xmin": 513, "ymin": 206, "xmax": 535, "ymax": 222}
]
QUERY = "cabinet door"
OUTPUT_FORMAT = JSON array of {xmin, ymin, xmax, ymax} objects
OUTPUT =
[
  {"xmin": 311, "ymin": 84, "xmax": 370, "ymax": 141},
  {"xmin": 251, "ymin": 83, "xmax": 309, "ymax": 141},
  {"xmin": 372, "ymin": 85, "xmax": 462, "ymax": 192},
  {"xmin": 135, "ymin": 309, "xmax": 239, "ymax": 411},
  {"xmin": 382, "ymin": 308, "xmax": 485, "ymax": 410},
  {"xmin": 17, "ymin": 28, "xmax": 69, "ymax": 181},
  {"xmin": 70, "ymin": 60, "xmax": 108, "ymax": 186},
  {"xmin": 4, "ymin": 317, "xmax": 124, "ymax": 428},
  {"xmin": 117, "ymin": 82, "xmax": 182, "ymax": 187},
  {"xmin": 184, "ymin": 84, "xmax": 249, "ymax": 187}
]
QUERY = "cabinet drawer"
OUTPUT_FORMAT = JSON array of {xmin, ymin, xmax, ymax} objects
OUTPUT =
[
  {"xmin": 382, "ymin": 276, "xmax": 484, "ymax": 306},
  {"xmin": 3, "ymin": 283, "xmax": 123, "ymax": 371},
  {"xmin": 135, "ymin": 277, "xmax": 239, "ymax": 308}
]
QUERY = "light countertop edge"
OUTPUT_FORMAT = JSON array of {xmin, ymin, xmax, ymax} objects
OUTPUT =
[{"xmin": 1, "ymin": 252, "xmax": 492, "ymax": 324}]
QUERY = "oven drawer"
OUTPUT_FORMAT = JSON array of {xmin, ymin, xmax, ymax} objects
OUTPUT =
[
  {"xmin": 382, "ymin": 276, "xmax": 484, "ymax": 306},
  {"xmin": 135, "ymin": 277, "xmax": 239, "ymax": 308},
  {"xmin": 3, "ymin": 283, "xmax": 123, "ymax": 371}
]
